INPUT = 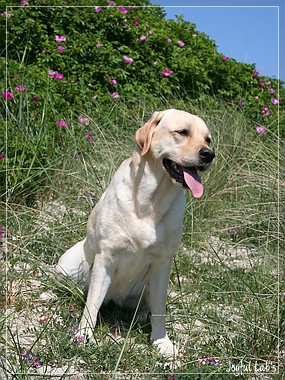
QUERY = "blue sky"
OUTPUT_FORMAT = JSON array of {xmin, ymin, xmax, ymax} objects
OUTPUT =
[{"xmin": 151, "ymin": 0, "xmax": 283, "ymax": 81}]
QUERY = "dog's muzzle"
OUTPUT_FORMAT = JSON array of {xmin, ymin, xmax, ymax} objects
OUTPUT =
[{"xmin": 163, "ymin": 147, "xmax": 215, "ymax": 198}]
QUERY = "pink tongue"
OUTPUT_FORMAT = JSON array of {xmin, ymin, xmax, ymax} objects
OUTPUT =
[{"xmin": 183, "ymin": 168, "xmax": 204, "ymax": 198}]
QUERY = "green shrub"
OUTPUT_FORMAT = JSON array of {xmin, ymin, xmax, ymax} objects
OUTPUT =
[
  {"xmin": 1, "ymin": 0, "xmax": 282, "ymax": 106},
  {"xmin": 0, "ymin": 0, "xmax": 283, "ymax": 202}
]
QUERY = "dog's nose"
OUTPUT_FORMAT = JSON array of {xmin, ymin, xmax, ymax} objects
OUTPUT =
[{"xmin": 199, "ymin": 147, "xmax": 215, "ymax": 163}]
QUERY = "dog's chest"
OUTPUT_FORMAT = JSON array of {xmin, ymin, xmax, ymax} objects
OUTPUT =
[
  {"xmin": 104, "ymin": 212, "xmax": 182, "ymax": 305},
  {"xmin": 121, "ymin": 204, "xmax": 183, "ymax": 255},
  {"xmin": 105, "ymin": 239, "xmax": 168, "ymax": 305}
]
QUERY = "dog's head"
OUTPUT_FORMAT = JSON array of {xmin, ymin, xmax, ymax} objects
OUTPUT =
[{"xmin": 135, "ymin": 109, "xmax": 215, "ymax": 198}]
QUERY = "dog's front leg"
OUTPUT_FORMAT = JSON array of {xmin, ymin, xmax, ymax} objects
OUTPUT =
[
  {"xmin": 149, "ymin": 258, "xmax": 177, "ymax": 356},
  {"xmin": 78, "ymin": 254, "xmax": 114, "ymax": 341}
]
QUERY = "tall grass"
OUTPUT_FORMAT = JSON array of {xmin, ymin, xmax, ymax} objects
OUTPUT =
[{"xmin": 1, "ymin": 94, "xmax": 283, "ymax": 379}]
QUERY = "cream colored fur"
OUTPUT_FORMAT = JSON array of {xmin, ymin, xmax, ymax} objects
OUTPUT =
[{"xmin": 55, "ymin": 109, "xmax": 214, "ymax": 357}]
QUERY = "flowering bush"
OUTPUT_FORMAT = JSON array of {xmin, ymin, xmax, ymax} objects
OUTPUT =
[
  {"xmin": 2, "ymin": 0, "xmax": 282, "ymax": 110},
  {"xmin": 0, "ymin": 0, "xmax": 283, "ymax": 202}
]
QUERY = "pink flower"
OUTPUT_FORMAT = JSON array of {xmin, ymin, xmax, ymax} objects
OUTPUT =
[
  {"xmin": 261, "ymin": 107, "xmax": 270, "ymax": 116},
  {"xmin": 255, "ymin": 96, "xmax": 259, "ymax": 102},
  {"xmin": 167, "ymin": 38, "xmax": 172, "ymax": 43},
  {"xmin": 2, "ymin": 91, "xmax": 14, "ymax": 100},
  {"xmin": 22, "ymin": 351, "xmax": 40, "ymax": 368},
  {"xmin": 268, "ymin": 88, "xmax": 275, "ymax": 94},
  {"xmin": 32, "ymin": 96, "xmax": 40, "ymax": 103},
  {"xmin": 123, "ymin": 55, "xmax": 134, "ymax": 64},
  {"xmin": 93, "ymin": 6, "xmax": 101, "ymax": 12},
  {"xmin": 133, "ymin": 19, "xmax": 139, "ymax": 25},
  {"xmin": 21, "ymin": 1, "xmax": 28, "ymax": 5},
  {"xmin": 75, "ymin": 335, "xmax": 85, "ymax": 343},
  {"xmin": 118, "ymin": 6, "xmax": 128, "ymax": 14},
  {"xmin": 168, "ymin": 375, "xmax": 178, "ymax": 380},
  {"xmin": 178, "ymin": 40, "xmax": 185, "ymax": 47},
  {"xmin": 140, "ymin": 35, "xmax": 147, "ymax": 41},
  {"xmin": 0, "ymin": 225, "xmax": 5, "ymax": 239},
  {"xmin": 93, "ymin": 93, "xmax": 99, "ymax": 99},
  {"xmin": 54, "ymin": 73, "xmax": 64, "ymax": 79},
  {"xmin": 96, "ymin": 43, "xmax": 103, "ymax": 48},
  {"xmin": 252, "ymin": 70, "xmax": 259, "ymax": 78},
  {"xmin": 221, "ymin": 55, "xmax": 229, "ymax": 61},
  {"xmin": 78, "ymin": 115, "xmax": 90, "ymax": 126},
  {"xmin": 162, "ymin": 69, "xmax": 174, "ymax": 77},
  {"xmin": 109, "ymin": 79, "xmax": 117, "ymax": 85},
  {"xmin": 32, "ymin": 359, "xmax": 41, "ymax": 368},
  {"xmin": 256, "ymin": 126, "xmax": 265, "ymax": 134},
  {"xmin": 259, "ymin": 81, "xmax": 265, "ymax": 87},
  {"xmin": 108, "ymin": 1, "xmax": 116, "ymax": 5},
  {"xmin": 1, "ymin": 11, "xmax": 12, "ymax": 18},
  {"xmin": 271, "ymin": 99, "xmax": 279, "ymax": 105},
  {"xmin": 87, "ymin": 133, "xmax": 93, "ymax": 142},
  {"xmin": 55, "ymin": 35, "xmax": 66, "ymax": 43},
  {"xmin": 55, "ymin": 120, "xmax": 68, "ymax": 128},
  {"xmin": 0, "ymin": 154, "xmax": 4, "ymax": 160},
  {"xmin": 148, "ymin": 29, "xmax": 153, "ymax": 35},
  {"xmin": 49, "ymin": 70, "xmax": 64, "ymax": 80},
  {"xmin": 16, "ymin": 85, "xmax": 27, "ymax": 91},
  {"xmin": 153, "ymin": 61, "xmax": 158, "ymax": 65},
  {"xmin": 110, "ymin": 92, "xmax": 120, "ymax": 98},
  {"xmin": 58, "ymin": 45, "xmax": 65, "ymax": 51}
]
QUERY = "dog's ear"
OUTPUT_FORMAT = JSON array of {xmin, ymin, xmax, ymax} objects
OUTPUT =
[{"xmin": 135, "ymin": 111, "xmax": 165, "ymax": 156}]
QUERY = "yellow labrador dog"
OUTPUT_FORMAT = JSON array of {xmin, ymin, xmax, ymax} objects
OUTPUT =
[{"xmin": 56, "ymin": 109, "xmax": 215, "ymax": 356}]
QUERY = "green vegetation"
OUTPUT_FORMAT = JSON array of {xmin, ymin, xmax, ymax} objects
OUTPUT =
[
  {"xmin": 0, "ymin": 0, "xmax": 283, "ymax": 378},
  {"xmin": 1, "ymin": 0, "xmax": 283, "ymax": 202}
]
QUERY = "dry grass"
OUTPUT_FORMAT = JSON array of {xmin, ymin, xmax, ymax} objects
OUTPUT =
[{"xmin": 1, "ymin": 99, "xmax": 283, "ymax": 379}]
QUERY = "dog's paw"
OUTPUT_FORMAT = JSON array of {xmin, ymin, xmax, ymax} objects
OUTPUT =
[{"xmin": 152, "ymin": 337, "xmax": 178, "ymax": 357}]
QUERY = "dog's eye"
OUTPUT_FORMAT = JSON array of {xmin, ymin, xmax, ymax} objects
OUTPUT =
[
  {"xmin": 176, "ymin": 129, "xmax": 189, "ymax": 136},
  {"xmin": 205, "ymin": 136, "xmax": 212, "ymax": 144}
]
